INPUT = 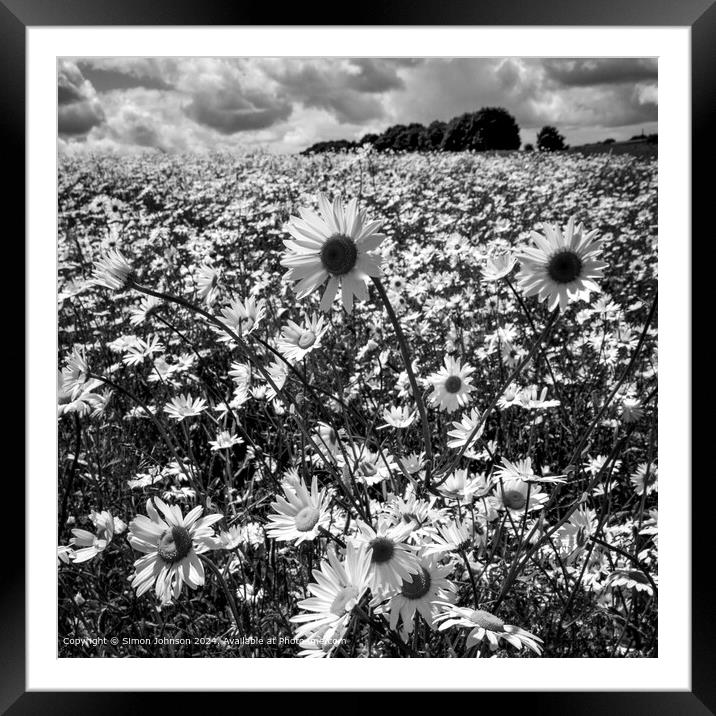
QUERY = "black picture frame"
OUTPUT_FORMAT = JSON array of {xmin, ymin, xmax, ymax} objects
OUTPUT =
[{"xmin": 7, "ymin": 0, "xmax": 709, "ymax": 710}]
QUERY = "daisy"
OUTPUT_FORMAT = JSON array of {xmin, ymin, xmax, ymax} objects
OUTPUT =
[
  {"xmin": 516, "ymin": 217, "xmax": 608, "ymax": 312},
  {"xmin": 264, "ymin": 359, "xmax": 288, "ymax": 401},
  {"xmin": 620, "ymin": 395, "xmax": 645, "ymax": 423},
  {"xmin": 290, "ymin": 541, "xmax": 371, "ymax": 642},
  {"xmin": 386, "ymin": 492, "xmax": 439, "ymax": 534},
  {"xmin": 265, "ymin": 474, "xmax": 330, "ymax": 545},
  {"xmin": 311, "ymin": 421, "xmax": 341, "ymax": 464},
  {"xmin": 208, "ymin": 430, "xmax": 244, "ymax": 451},
  {"xmin": 399, "ymin": 452, "xmax": 425, "ymax": 476},
  {"xmin": 555, "ymin": 506, "xmax": 596, "ymax": 564},
  {"xmin": 352, "ymin": 448, "xmax": 397, "ymax": 486},
  {"xmin": 584, "ymin": 454, "xmax": 622, "ymax": 476},
  {"xmin": 57, "ymin": 371, "xmax": 104, "ymax": 418},
  {"xmin": 295, "ymin": 622, "xmax": 347, "ymax": 659},
  {"xmin": 277, "ymin": 314, "xmax": 329, "ymax": 362},
  {"xmin": 60, "ymin": 347, "xmax": 91, "ymax": 400},
  {"xmin": 481, "ymin": 251, "xmax": 516, "ymax": 281},
  {"xmin": 57, "ymin": 545, "xmax": 74, "ymax": 565},
  {"xmin": 146, "ymin": 356, "xmax": 177, "ymax": 385},
  {"xmin": 494, "ymin": 476, "xmax": 548, "ymax": 516},
  {"xmin": 195, "ymin": 264, "xmax": 221, "ymax": 306},
  {"xmin": 517, "ymin": 385, "xmax": 561, "ymax": 411},
  {"xmin": 355, "ymin": 519, "xmax": 421, "ymax": 591},
  {"xmin": 604, "ymin": 569, "xmax": 656, "ymax": 596},
  {"xmin": 164, "ymin": 393, "xmax": 208, "ymax": 422},
  {"xmin": 495, "ymin": 457, "xmax": 566, "ymax": 485},
  {"xmin": 438, "ymin": 469, "xmax": 491, "ymax": 502},
  {"xmin": 497, "ymin": 384, "xmax": 522, "ymax": 410},
  {"xmin": 427, "ymin": 355, "xmax": 476, "ymax": 414},
  {"xmin": 281, "ymin": 193, "xmax": 386, "ymax": 313},
  {"xmin": 92, "ymin": 249, "xmax": 134, "ymax": 290},
  {"xmin": 447, "ymin": 407, "xmax": 485, "ymax": 449},
  {"xmin": 423, "ymin": 519, "xmax": 475, "ymax": 556},
  {"xmin": 229, "ymin": 362, "xmax": 251, "ymax": 393},
  {"xmin": 127, "ymin": 498, "xmax": 223, "ymax": 604},
  {"xmin": 122, "ymin": 334, "xmax": 164, "ymax": 366},
  {"xmin": 379, "ymin": 405, "xmax": 417, "ymax": 430},
  {"xmin": 434, "ymin": 604, "xmax": 544, "ymax": 655},
  {"xmin": 129, "ymin": 295, "xmax": 161, "ymax": 326},
  {"xmin": 384, "ymin": 554, "xmax": 456, "ymax": 638},
  {"xmin": 70, "ymin": 510, "xmax": 115, "ymax": 563},
  {"xmin": 630, "ymin": 462, "xmax": 658, "ymax": 495},
  {"xmin": 217, "ymin": 295, "xmax": 265, "ymax": 339}
]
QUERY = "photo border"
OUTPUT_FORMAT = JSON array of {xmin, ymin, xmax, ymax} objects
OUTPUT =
[{"xmin": 9, "ymin": 0, "xmax": 709, "ymax": 709}]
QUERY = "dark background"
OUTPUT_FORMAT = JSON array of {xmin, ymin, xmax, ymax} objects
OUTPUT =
[{"xmin": 5, "ymin": 0, "xmax": 711, "ymax": 712}]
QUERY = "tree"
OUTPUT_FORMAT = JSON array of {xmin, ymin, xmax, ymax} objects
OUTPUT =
[
  {"xmin": 536, "ymin": 126, "xmax": 567, "ymax": 151},
  {"xmin": 441, "ymin": 107, "xmax": 521, "ymax": 152},
  {"xmin": 359, "ymin": 133, "xmax": 379, "ymax": 147},
  {"xmin": 425, "ymin": 120, "xmax": 447, "ymax": 149}
]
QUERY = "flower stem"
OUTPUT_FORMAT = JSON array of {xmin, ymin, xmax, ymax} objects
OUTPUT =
[
  {"xmin": 200, "ymin": 554, "xmax": 243, "ymax": 634},
  {"xmin": 371, "ymin": 277, "xmax": 434, "ymax": 487}
]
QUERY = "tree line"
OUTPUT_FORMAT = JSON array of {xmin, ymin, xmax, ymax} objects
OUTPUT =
[{"xmin": 302, "ymin": 107, "xmax": 570, "ymax": 154}]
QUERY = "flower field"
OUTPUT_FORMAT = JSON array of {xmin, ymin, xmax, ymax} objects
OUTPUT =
[{"xmin": 57, "ymin": 149, "xmax": 658, "ymax": 658}]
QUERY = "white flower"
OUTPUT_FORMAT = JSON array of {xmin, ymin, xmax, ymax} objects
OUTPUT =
[
  {"xmin": 127, "ymin": 498, "xmax": 223, "ymax": 604},
  {"xmin": 427, "ymin": 355, "xmax": 476, "ymax": 414},
  {"xmin": 277, "ymin": 314, "xmax": 329, "ymax": 362},
  {"xmin": 281, "ymin": 193, "xmax": 386, "ymax": 313},
  {"xmin": 355, "ymin": 519, "xmax": 420, "ymax": 592},
  {"xmin": 92, "ymin": 249, "xmax": 134, "ymax": 290},
  {"xmin": 208, "ymin": 430, "xmax": 244, "ymax": 451},
  {"xmin": 70, "ymin": 510, "xmax": 115, "ymax": 563},
  {"xmin": 164, "ymin": 393, "xmax": 208, "ymax": 421},
  {"xmin": 516, "ymin": 217, "xmax": 608, "ymax": 312},
  {"xmin": 266, "ymin": 474, "xmax": 330, "ymax": 545},
  {"xmin": 290, "ymin": 541, "xmax": 370, "ymax": 642},
  {"xmin": 379, "ymin": 405, "xmax": 417, "ymax": 429},
  {"xmin": 447, "ymin": 407, "xmax": 485, "ymax": 449},
  {"xmin": 435, "ymin": 604, "xmax": 543, "ymax": 655}
]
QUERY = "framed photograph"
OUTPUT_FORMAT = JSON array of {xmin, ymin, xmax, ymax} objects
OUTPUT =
[{"xmin": 9, "ymin": 0, "xmax": 709, "ymax": 708}]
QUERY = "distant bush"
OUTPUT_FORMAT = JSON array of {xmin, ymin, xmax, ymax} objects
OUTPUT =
[
  {"xmin": 536, "ymin": 126, "xmax": 567, "ymax": 152},
  {"xmin": 441, "ymin": 107, "xmax": 521, "ymax": 152}
]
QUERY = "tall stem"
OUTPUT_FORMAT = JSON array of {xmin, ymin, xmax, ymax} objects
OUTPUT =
[
  {"xmin": 200, "ymin": 554, "xmax": 243, "ymax": 634},
  {"xmin": 371, "ymin": 277, "xmax": 434, "ymax": 487}
]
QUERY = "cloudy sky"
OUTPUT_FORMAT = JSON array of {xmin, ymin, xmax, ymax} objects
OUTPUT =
[{"xmin": 58, "ymin": 57, "xmax": 657, "ymax": 154}]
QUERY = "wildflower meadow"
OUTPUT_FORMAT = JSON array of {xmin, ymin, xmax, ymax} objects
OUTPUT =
[{"xmin": 57, "ymin": 149, "xmax": 658, "ymax": 658}]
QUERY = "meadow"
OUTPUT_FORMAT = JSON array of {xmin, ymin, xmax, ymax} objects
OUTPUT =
[{"xmin": 57, "ymin": 149, "xmax": 658, "ymax": 658}]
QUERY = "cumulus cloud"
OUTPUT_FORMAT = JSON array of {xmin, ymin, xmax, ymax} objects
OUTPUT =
[
  {"xmin": 58, "ymin": 57, "xmax": 657, "ymax": 154},
  {"xmin": 57, "ymin": 60, "xmax": 105, "ymax": 136},
  {"xmin": 185, "ymin": 89, "xmax": 292, "ymax": 134},
  {"xmin": 261, "ymin": 58, "xmax": 403, "ymax": 124},
  {"xmin": 541, "ymin": 58, "xmax": 657, "ymax": 87}
]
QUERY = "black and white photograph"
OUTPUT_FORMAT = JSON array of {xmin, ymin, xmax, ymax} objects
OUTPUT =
[{"xmin": 56, "ymin": 55, "xmax": 659, "ymax": 659}]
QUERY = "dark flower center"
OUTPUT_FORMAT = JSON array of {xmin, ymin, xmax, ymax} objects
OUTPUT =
[
  {"xmin": 157, "ymin": 526, "xmax": 192, "ymax": 563},
  {"xmin": 321, "ymin": 235, "xmax": 358, "ymax": 275},
  {"xmin": 469, "ymin": 609, "xmax": 505, "ymax": 631},
  {"xmin": 503, "ymin": 489, "xmax": 527, "ymax": 510},
  {"xmin": 400, "ymin": 567, "xmax": 432, "ymax": 600},
  {"xmin": 445, "ymin": 376, "xmax": 462, "ymax": 394},
  {"xmin": 370, "ymin": 537, "xmax": 395, "ymax": 564},
  {"xmin": 547, "ymin": 250, "xmax": 582, "ymax": 284}
]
